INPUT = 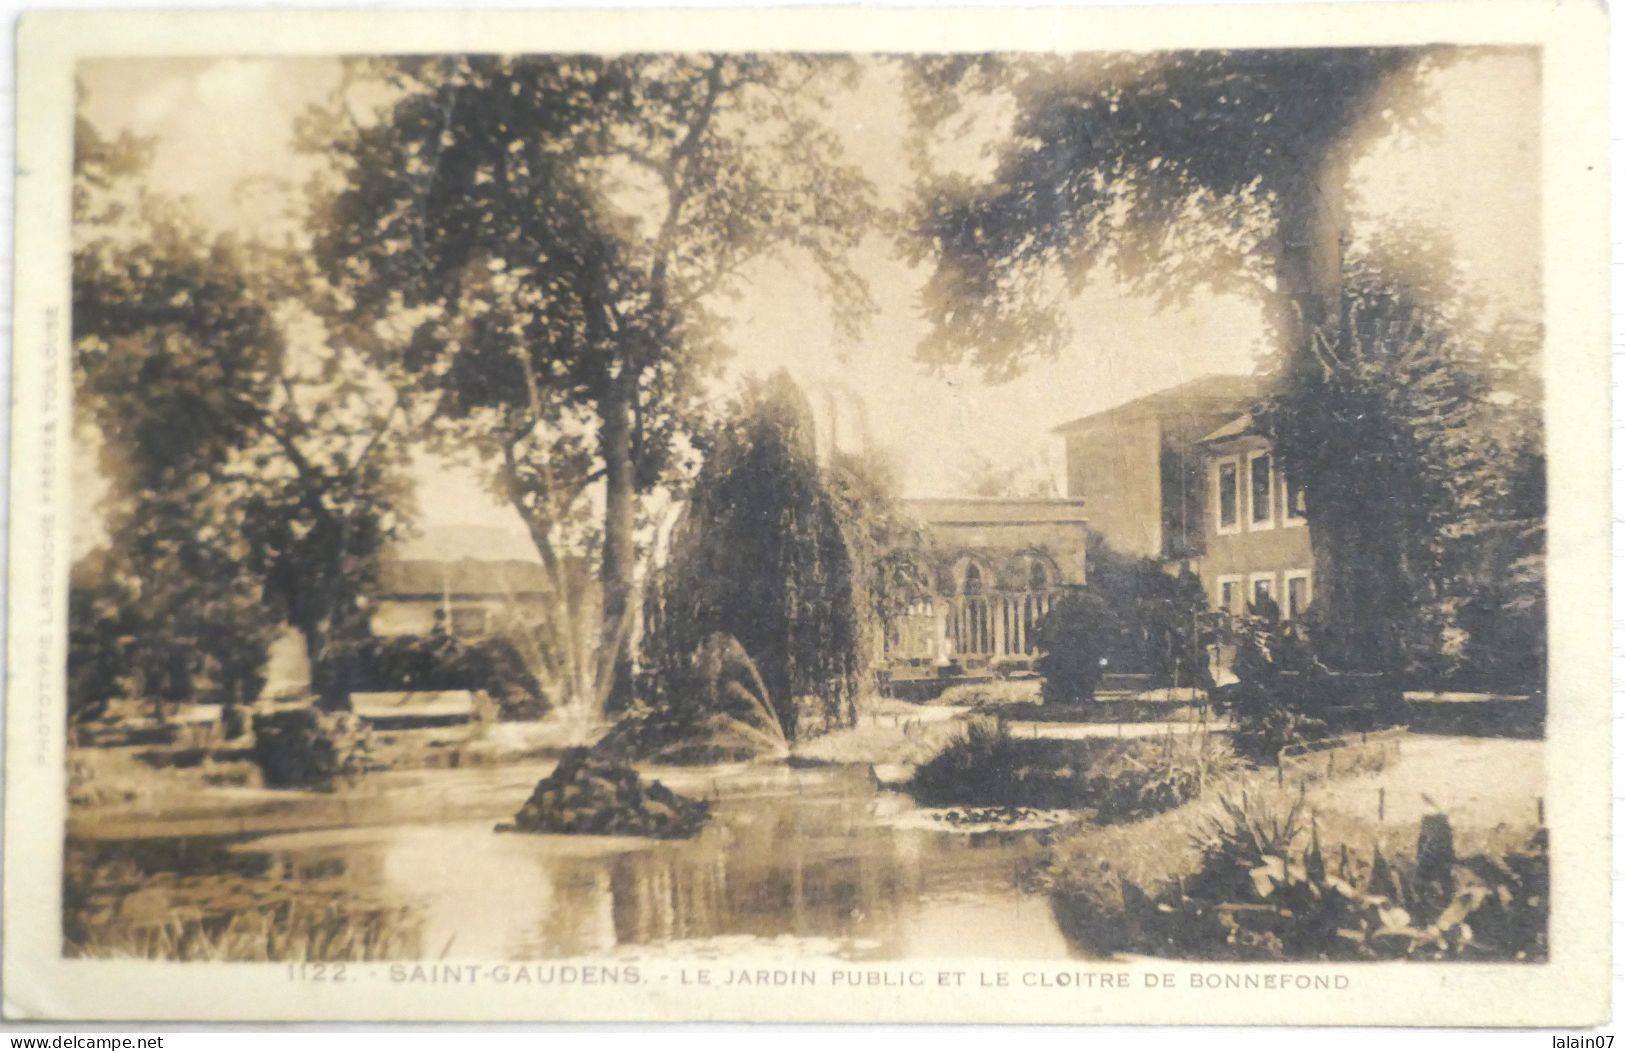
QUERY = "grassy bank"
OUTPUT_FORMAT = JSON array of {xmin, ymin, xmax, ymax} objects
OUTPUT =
[
  {"xmin": 789, "ymin": 700, "xmax": 971, "ymax": 767},
  {"xmin": 1044, "ymin": 737, "xmax": 1546, "ymax": 961},
  {"xmin": 63, "ymin": 852, "xmax": 423, "ymax": 962},
  {"xmin": 907, "ymin": 719, "xmax": 1242, "ymax": 822}
]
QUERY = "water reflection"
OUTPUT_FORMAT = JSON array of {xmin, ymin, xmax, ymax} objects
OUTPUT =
[{"xmin": 69, "ymin": 765, "xmax": 1076, "ymax": 961}]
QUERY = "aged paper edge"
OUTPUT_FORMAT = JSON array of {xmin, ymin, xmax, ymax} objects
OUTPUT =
[{"xmin": 3, "ymin": 0, "xmax": 1611, "ymax": 1026}]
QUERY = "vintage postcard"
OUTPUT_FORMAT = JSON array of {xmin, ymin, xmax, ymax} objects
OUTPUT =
[{"xmin": 3, "ymin": 0, "xmax": 1610, "ymax": 1026}]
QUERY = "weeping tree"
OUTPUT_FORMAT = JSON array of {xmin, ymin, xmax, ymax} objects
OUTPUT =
[
  {"xmin": 304, "ymin": 55, "xmax": 876, "ymax": 715},
  {"xmin": 904, "ymin": 49, "xmax": 1442, "ymax": 670},
  {"xmin": 651, "ymin": 373, "xmax": 866, "ymax": 740}
]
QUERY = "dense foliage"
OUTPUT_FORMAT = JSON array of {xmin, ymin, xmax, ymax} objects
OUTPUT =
[
  {"xmin": 323, "ymin": 633, "xmax": 549, "ymax": 721},
  {"xmin": 71, "ymin": 112, "xmax": 416, "ymax": 716},
  {"xmin": 647, "ymin": 375, "xmax": 866, "ymax": 738},
  {"xmin": 304, "ymin": 55, "xmax": 877, "ymax": 714},
  {"xmin": 900, "ymin": 51, "xmax": 1499, "ymax": 669},
  {"xmin": 903, "ymin": 49, "xmax": 1426, "ymax": 370},
  {"xmin": 1259, "ymin": 256, "xmax": 1545, "ymax": 686},
  {"xmin": 249, "ymin": 708, "xmax": 373, "ymax": 790},
  {"xmin": 910, "ymin": 719, "xmax": 1239, "ymax": 819},
  {"xmin": 1085, "ymin": 538, "xmax": 1208, "ymax": 683},
  {"xmin": 1052, "ymin": 791, "xmax": 1548, "ymax": 962},
  {"xmin": 1030, "ymin": 590, "xmax": 1111, "ymax": 704}
]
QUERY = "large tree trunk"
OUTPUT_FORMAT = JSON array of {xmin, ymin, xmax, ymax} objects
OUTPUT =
[
  {"xmin": 303, "ymin": 620, "xmax": 345, "ymax": 710},
  {"xmin": 593, "ymin": 376, "xmax": 639, "ymax": 711},
  {"xmin": 1269, "ymin": 149, "xmax": 1402, "ymax": 676}
]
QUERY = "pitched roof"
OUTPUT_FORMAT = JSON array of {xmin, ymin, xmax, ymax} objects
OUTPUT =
[
  {"xmin": 905, "ymin": 497, "xmax": 1088, "ymax": 526},
  {"xmin": 1197, "ymin": 413, "xmax": 1262, "ymax": 444},
  {"xmin": 376, "ymin": 559, "xmax": 553, "ymax": 597},
  {"xmin": 1051, "ymin": 374, "xmax": 1259, "ymax": 435}
]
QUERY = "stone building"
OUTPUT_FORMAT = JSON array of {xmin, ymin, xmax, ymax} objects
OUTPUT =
[{"xmin": 883, "ymin": 497, "xmax": 1089, "ymax": 669}]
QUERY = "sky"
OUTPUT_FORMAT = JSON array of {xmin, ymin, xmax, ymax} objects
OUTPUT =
[{"xmin": 77, "ymin": 49, "xmax": 1540, "ymax": 561}]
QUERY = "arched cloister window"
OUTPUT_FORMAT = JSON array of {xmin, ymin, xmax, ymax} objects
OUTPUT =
[
  {"xmin": 957, "ymin": 562, "xmax": 990, "ymax": 654},
  {"xmin": 963, "ymin": 563, "xmax": 984, "ymax": 596},
  {"xmin": 1029, "ymin": 559, "xmax": 1049, "ymax": 591}
]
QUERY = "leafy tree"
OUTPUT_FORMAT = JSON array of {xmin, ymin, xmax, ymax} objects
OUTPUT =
[
  {"xmin": 1032, "ymin": 590, "xmax": 1110, "ymax": 704},
  {"xmin": 1085, "ymin": 537, "xmax": 1208, "ymax": 684},
  {"xmin": 903, "ymin": 49, "xmax": 1437, "ymax": 667},
  {"xmin": 72, "ymin": 114, "xmax": 417, "ymax": 711},
  {"xmin": 304, "ymin": 55, "xmax": 876, "ymax": 714},
  {"xmin": 1259, "ymin": 254, "xmax": 1544, "ymax": 685},
  {"xmin": 652, "ymin": 373, "xmax": 865, "ymax": 739},
  {"xmin": 825, "ymin": 447, "xmax": 932, "ymax": 676},
  {"xmin": 72, "ymin": 117, "xmax": 283, "ymax": 718}
]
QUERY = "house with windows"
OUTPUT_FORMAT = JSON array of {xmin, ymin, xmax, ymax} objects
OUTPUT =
[
  {"xmin": 369, "ymin": 559, "xmax": 559, "ymax": 640},
  {"xmin": 1196, "ymin": 413, "xmax": 1314, "ymax": 623},
  {"xmin": 1054, "ymin": 375, "xmax": 1315, "ymax": 624},
  {"xmin": 1053, "ymin": 374, "xmax": 1260, "ymax": 563}
]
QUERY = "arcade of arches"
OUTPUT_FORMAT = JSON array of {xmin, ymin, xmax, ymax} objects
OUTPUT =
[{"xmin": 885, "ymin": 551, "xmax": 1068, "ymax": 666}]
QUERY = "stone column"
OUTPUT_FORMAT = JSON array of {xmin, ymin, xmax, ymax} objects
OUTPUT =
[{"xmin": 994, "ymin": 598, "xmax": 1008, "ymax": 656}]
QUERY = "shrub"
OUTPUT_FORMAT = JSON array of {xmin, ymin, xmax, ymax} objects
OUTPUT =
[
  {"xmin": 1208, "ymin": 614, "xmax": 1327, "ymax": 761},
  {"xmin": 1032, "ymin": 591, "xmax": 1110, "ymax": 704},
  {"xmin": 250, "ymin": 708, "xmax": 372, "ymax": 790},
  {"xmin": 909, "ymin": 719, "xmax": 1237, "ymax": 818},
  {"xmin": 1051, "ymin": 789, "xmax": 1548, "ymax": 962},
  {"xmin": 933, "ymin": 679, "xmax": 1041, "ymax": 708},
  {"xmin": 1084, "ymin": 539, "xmax": 1209, "ymax": 683},
  {"xmin": 501, "ymin": 748, "xmax": 710, "ymax": 839}
]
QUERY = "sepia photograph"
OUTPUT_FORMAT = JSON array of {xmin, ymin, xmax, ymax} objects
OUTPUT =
[{"xmin": 3, "ymin": 0, "xmax": 1611, "ymax": 1027}]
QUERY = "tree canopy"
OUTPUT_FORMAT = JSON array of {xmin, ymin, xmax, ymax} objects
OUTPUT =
[
  {"xmin": 304, "ymin": 54, "xmax": 878, "ymax": 712},
  {"xmin": 72, "ymin": 112, "xmax": 418, "ymax": 712},
  {"xmin": 904, "ymin": 49, "xmax": 1430, "ymax": 374},
  {"xmin": 1260, "ymin": 251, "xmax": 1544, "ymax": 682}
]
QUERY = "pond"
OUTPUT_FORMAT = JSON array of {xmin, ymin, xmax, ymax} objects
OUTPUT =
[{"xmin": 65, "ymin": 762, "xmax": 1079, "ymax": 962}]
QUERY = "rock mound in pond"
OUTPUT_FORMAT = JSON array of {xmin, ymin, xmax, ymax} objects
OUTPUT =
[
  {"xmin": 499, "ymin": 748, "xmax": 709, "ymax": 839},
  {"xmin": 592, "ymin": 634, "xmax": 790, "ymax": 765}
]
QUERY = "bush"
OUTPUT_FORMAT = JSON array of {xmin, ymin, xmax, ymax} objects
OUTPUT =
[
  {"xmin": 909, "ymin": 719, "xmax": 1237, "ymax": 818},
  {"xmin": 1052, "ymin": 790, "xmax": 1548, "ymax": 962},
  {"xmin": 1084, "ymin": 539, "xmax": 1209, "ymax": 683},
  {"xmin": 325, "ymin": 634, "xmax": 548, "ymax": 720},
  {"xmin": 250, "ymin": 708, "xmax": 372, "ymax": 790},
  {"xmin": 501, "ymin": 748, "xmax": 710, "ymax": 839},
  {"xmin": 1032, "ymin": 591, "xmax": 1110, "ymax": 704},
  {"xmin": 933, "ymin": 679, "xmax": 1041, "ymax": 708},
  {"xmin": 1208, "ymin": 613, "xmax": 1327, "ymax": 761}
]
